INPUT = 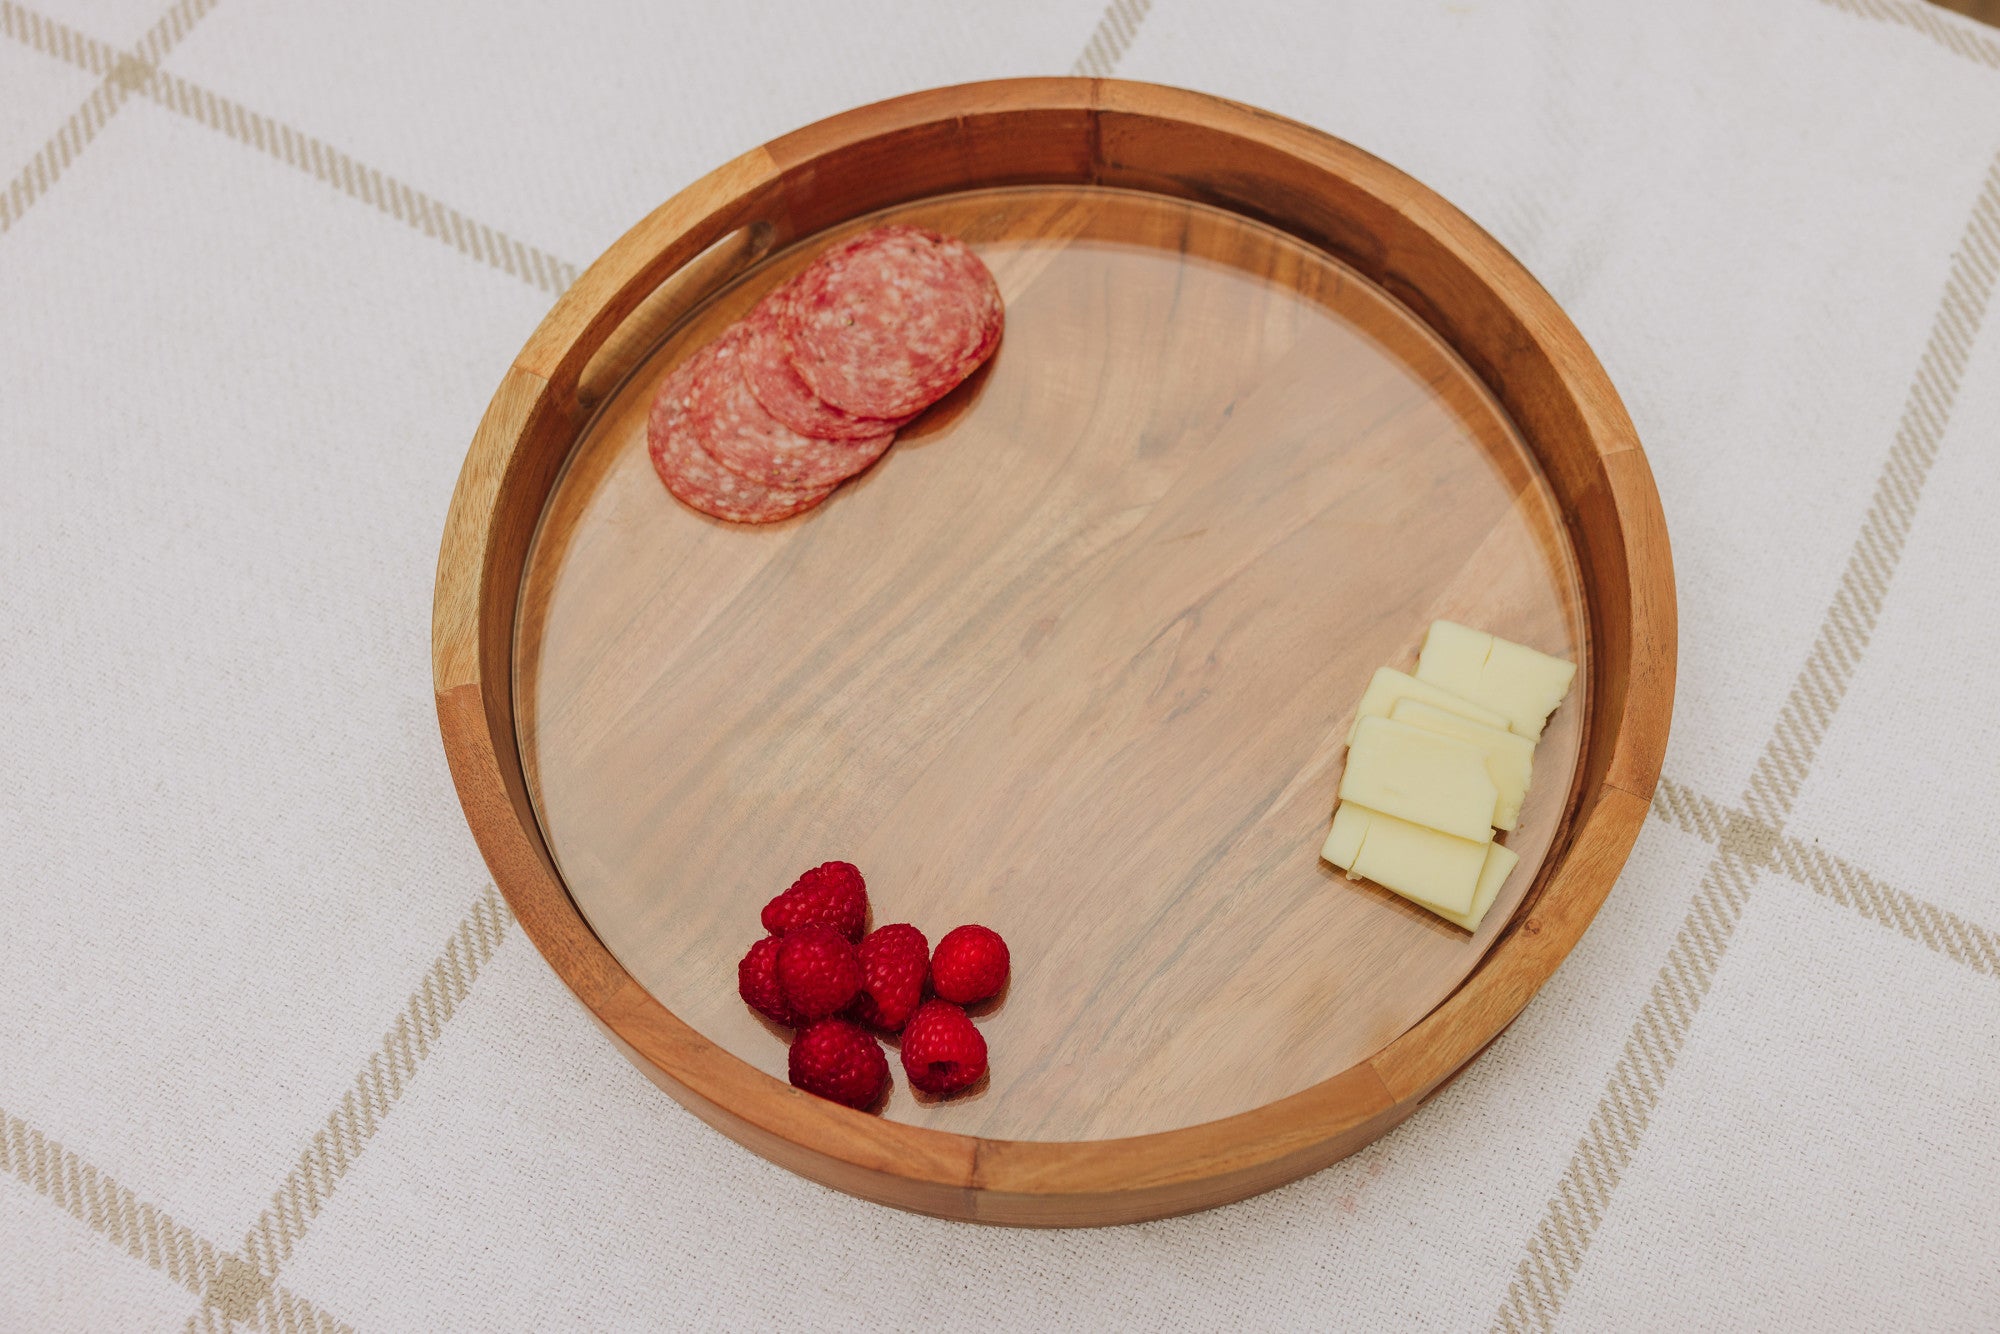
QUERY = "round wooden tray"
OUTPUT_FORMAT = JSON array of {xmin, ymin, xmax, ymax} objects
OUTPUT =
[{"xmin": 433, "ymin": 79, "xmax": 1675, "ymax": 1226}]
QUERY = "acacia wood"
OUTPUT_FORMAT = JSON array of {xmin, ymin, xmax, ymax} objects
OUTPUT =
[{"xmin": 432, "ymin": 78, "xmax": 1676, "ymax": 1226}]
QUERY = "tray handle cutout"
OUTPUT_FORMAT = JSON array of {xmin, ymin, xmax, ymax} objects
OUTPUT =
[{"xmin": 574, "ymin": 220, "xmax": 779, "ymax": 410}]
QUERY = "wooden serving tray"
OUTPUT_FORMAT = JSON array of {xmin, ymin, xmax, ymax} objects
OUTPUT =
[{"xmin": 433, "ymin": 79, "xmax": 1675, "ymax": 1226}]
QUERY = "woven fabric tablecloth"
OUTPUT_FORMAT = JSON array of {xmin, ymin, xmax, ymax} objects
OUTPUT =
[{"xmin": 5, "ymin": 0, "xmax": 2000, "ymax": 1328}]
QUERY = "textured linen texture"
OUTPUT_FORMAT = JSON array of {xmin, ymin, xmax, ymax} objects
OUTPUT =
[{"xmin": 2, "ymin": 1, "xmax": 1997, "ymax": 1330}]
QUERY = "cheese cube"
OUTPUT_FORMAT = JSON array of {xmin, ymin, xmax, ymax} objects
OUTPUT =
[
  {"xmin": 1338, "ymin": 716, "xmax": 1498, "ymax": 843},
  {"xmin": 1414, "ymin": 620, "xmax": 1577, "ymax": 740},
  {"xmin": 1432, "ymin": 840, "xmax": 1520, "ymax": 933},
  {"xmin": 1320, "ymin": 802, "xmax": 1486, "ymax": 914},
  {"xmin": 1346, "ymin": 666, "xmax": 1509, "ymax": 744},
  {"xmin": 1389, "ymin": 698, "xmax": 1537, "ymax": 831}
]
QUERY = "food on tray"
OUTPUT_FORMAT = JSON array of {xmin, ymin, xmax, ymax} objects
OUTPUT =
[
  {"xmin": 1347, "ymin": 665, "xmax": 1509, "ymax": 742},
  {"xmin": 1414, "ymin": 619, "xmax": 1577, "ymax": 741},
  {"xmin": 1387, "ymin": 698, "xmax": 1536, "ymax": 832},
  {"xmin": 901, "ymin": 1000, "xmax": 989, "ymax": 1096},
  {"xmin": 1446, "ymin": 841, "xmax": 1519, "ymax": 934},
  {"xmin": 775, "ymin": 924, "xmax": 865, "ymax": 1021},
  {"xmin": 1323, "ymin": 622, "xmax": 1574, "ymax": 931},
  {"xmin": 740, "ymin": 296, "xmax": 913, "ymax": 441},
  {"xmin": 738, "ymin": 935, "xmax": 799, "ymax": 1026},
  {"xmin": 783, "ymin": 224, "xmax": 1004, "ymax": 417},
  {"xmin": 740, "ymin": 863, "xmax": 1010, "ymax": 1109},
  {"xmin": 689, "ymin": 325, "xmax": 897, "ymax": 489},
  {"xmin": 762, "ymin": 861, "xmax": 870, "ymax": 942},
  {"xmin": 788, "ymin": 1018, "xmax": 890, "ymax": 1110},
  {"xmin": 852, "ymin": 924, "xmax": 930, "ymax": 1032},
  {"xmin": 648, "ymin": 224, "xmax": 1004, "ymax": 523},
  {"xmin": 929, "ymin": 924, "xmax": 1010, "ymax": 1005},
  {"xmin": 1339, "ymin": 716, "xmax": 1499, "ymax": 844},
  {"xmin": 1321, "ymin": 802, "xmax": 1490, "ymax": 916},
  {"xmin": 648, "ymin": 351, "xmax": 832, "ymax": 524}
]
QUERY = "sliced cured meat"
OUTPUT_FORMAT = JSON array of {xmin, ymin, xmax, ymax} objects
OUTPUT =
[
  {"xmin": 687, "ymin": 326, "xmax": 897, "ymax": 490},
  {"xmin": 647, "ymin": 347, "xmax": 832, "ymax": 524},
  {"xmin": 781, "ymin": 225, "xmax": 1003, "ymax": 419},
  {"xmin": 740, "ymin": 293, "xmax": 913, "ymax": 442}
]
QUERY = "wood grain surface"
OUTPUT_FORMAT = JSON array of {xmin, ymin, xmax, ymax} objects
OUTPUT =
[{"xmin": 513, "ymin": 186, "xmax": 1588, "ymax": 1141}]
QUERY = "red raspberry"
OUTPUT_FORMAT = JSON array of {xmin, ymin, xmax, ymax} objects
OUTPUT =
[
  {"xmin": 736, "ymin": 935, "xmax": 796, "ymax": 1026},
  {"xmin": 929, "ymin": 924, "xmax": 1010, "ymax": 1005},
  {"xmin": 788, "ymin": 1019, "xmax": 888, "ymax": 1109},
  {"xmin": 776, "ymin": 924, "xmax": 863, "ymax": 1021},
  {"xmin": 761, "ymin": 861, "xmax": 869, "ymax": 942},
  {"xmin": 851, "ymin": 923, "xmax": 929, "ymax": 1032},
  {"xmin": 899, "ymin": 1000, "xmax": 988, "ymax": 1096}
]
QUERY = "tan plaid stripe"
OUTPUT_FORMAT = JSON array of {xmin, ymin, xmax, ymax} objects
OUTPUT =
[
  {"xmin": 1647, "ymin": 775, "xmax": 1731, "ymax": 845},
  {"xmin": 0, "ymin": 0, "xmax": 112, "ymax": 71},
  {"xmin": 0, "ymin": 1, "xmax": 579, "ymax": 294},
  {"xmin": 1492, "ymin": 152, "xmax": 2000, "ymax": 1334},
  {"xmin": 131, "ymin": 0, "xmax": 213, "ymax": 65},
  {"xmin": 1821, "ymin": 0, "xmax": 2000, "ymax": 66},
  {"xmin": 235, "ymin": 887, "xmax": 514, "ymax": 1283},
  {"xmin": 0, "ymin": 77, "xmax": 120, "ymax": 232},
  {"xmin": 1650, "ymin": 781, "xmax": 2000, "ymax": 976},
  {"xmin": 0, "ymin": 1107, "xmax": 349, "ymax": 1332},
  {"xmin": 181, "ymin": 1294, "xmax": 346, "ymax": 1334},
  {"xmin": 0, "ymin": 0, "xmax": 213, "ymax": 234},
  {"xmin": 1772, "ymin": 835, "xmax": 2000, "ymax": 976},
  {"xmin": 1073, "ymin": 0, "xmax": 1154, "ymax": 77},
  {"xmin": 137, "ymin": 68, "xmax": 580, "ymax": 295},
  {"xmin": 1744, "ymin": 156, "xmax": 2000, "ymax": 827},
  {"xmin": 1, "ymin": 1105, "xmax": 223, "ymax": 1294},
  {"xmin": 0, "ymin": 893, "xmax": 511, "ymax": 1329},
  {"xmin": 1491, "ymin": 843, "xmax": 1762, "ymax": 1334}
]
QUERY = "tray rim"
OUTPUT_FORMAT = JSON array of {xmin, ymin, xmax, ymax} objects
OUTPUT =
[{"xmin": 430, "ymin": 76, "xmax": 1676, "ymax": 1227}]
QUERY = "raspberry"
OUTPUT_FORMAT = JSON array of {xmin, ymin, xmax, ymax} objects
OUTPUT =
[
  {"xmin": 929, "ymin": 924, "xmax": 1010, "ymax": 1005},
  {"xmin": 736, "ymin": 935, "xmax": 796, "ymax": 1026},
  {"xmin": 851, "ymin": 923, "xmax": 929, "ymax": 1032},
  {"xmin": 900, "ymin": 1000, "xmax": 988, "ymax": 1096},
  {"xmin": 761, "ymin": 861, "xmax": 869, "ymax": 942},
  {"xmin": 788, "ymin": 1019, "xmax": 888, "ymax": 1109},
  {"xmin": 776, "ymin": 924, "xmax": 863, "ymax": 1021}
]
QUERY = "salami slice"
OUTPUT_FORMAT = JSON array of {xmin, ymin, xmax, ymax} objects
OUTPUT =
[
  {"xmin": 781, "ymin": 225, "xmax": 1003, "ymax": 419},
  {"xmin": 688, "ymin": 326, "xmax": 897, "ymax": 490},
  {"xmin": 740, "ymin": 293, "xmax": 913, "ymax": 441},
  {"xmin": 647, "ymin": 348, "xmax": 832, "ymax": 524}
]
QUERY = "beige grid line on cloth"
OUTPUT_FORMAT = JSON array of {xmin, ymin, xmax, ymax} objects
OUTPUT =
[
  {"xmin": 1, "ymin": 0, "xmax": 1996, "ymax": 1327},
  {"xmin": 0, "ymin": 893, "xmax": 516, "ymax": 1332},
  {"xmin": 0, "ymin": 0, "xmax": 578, "ymax": 292},
  {"xmin": 1491, "ymin": 141, "xmax": 2000, "ymax": 1334},
  {"xmin": 0, "ymin": 0, "xmax": 215, "ymax": 232},
  {"xmin": 1072, "ymin": 0, "xmax": 1153, "ymax": 76},
  {"xmin": 1651, "ymin": 779, "xmax": 1999, "ymax": 977},
  {"xmin": 0, "ymin": 1108, "xmax": 346, "ymax": 1333},
  {"xmin": 1824, "ymin": 0, "xmax": 2000, "ymax": 66}
]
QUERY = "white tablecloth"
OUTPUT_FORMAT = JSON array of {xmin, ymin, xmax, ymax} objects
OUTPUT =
[{"xmin": 5, "ymin": 0, "xmax": 1999, "ymax": 1329}]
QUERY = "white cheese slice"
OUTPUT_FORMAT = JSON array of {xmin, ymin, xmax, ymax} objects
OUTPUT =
[
  {"xmin": 1320, "ymin": 802, "xmax": 1486, "ymax": 915},
  {"xmin": 1388, "ymin": 697, "xmax": 1537, "ymax": 831},
  {"xmin": 1431, "ymin": 840, "xmax": 1519, "ymax": 932},
  {"xmin": 1338, "ymin": 716, "xmax": 1498, "ymax": 843},
  {"xmin": 1346, "ymin": 665, "xmax": 1509, "ymax": 744},
  {"xmin": 1414, "ymin": 620, "xmax": 1577, "ymax": 740}
]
